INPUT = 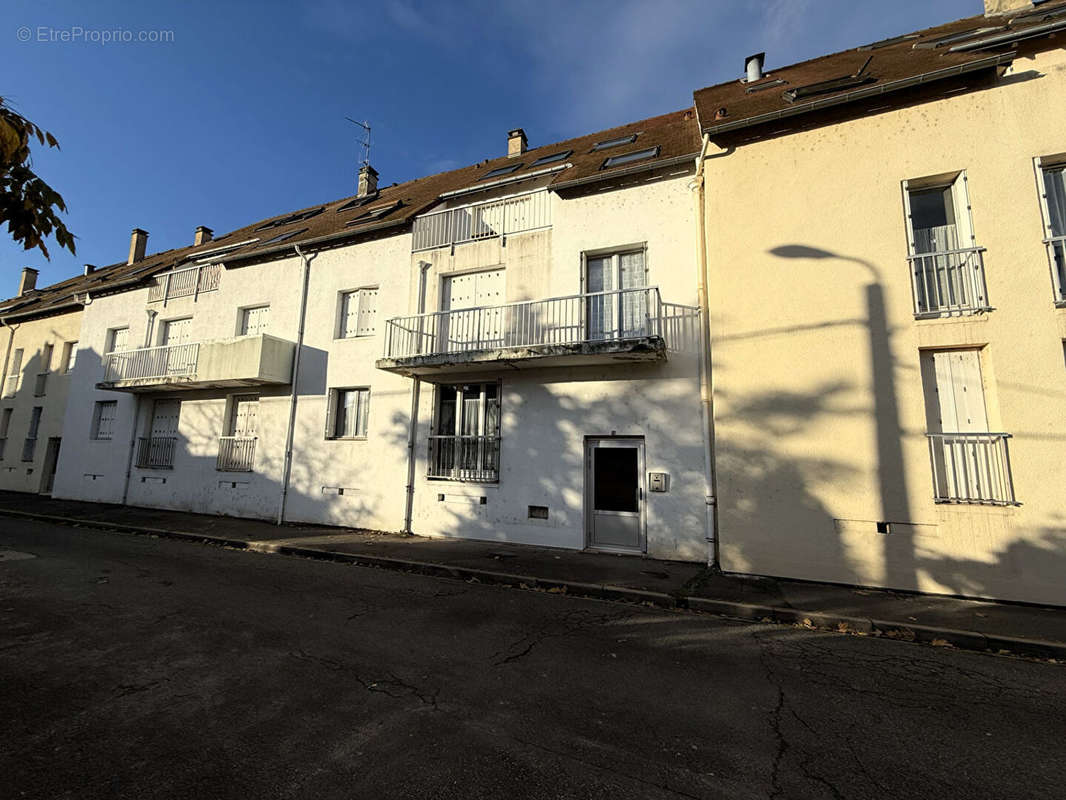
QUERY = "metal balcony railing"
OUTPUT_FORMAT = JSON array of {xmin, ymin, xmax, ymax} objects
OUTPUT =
[
  {"xmin": 383, "ymin": 287, "xmax": 698, "ymax": 360},
  {"xmin": 412, "ymin": 190, "xmax": 550, "ymax": 252},
  {"xmin": 909, "ymin": 246, "xmax": 990, "ymax": 317},
  {"xmin": 927, "ymin": 432, "xmax": 1016, "ymax": 505},
  {"xmin": 217, "ymin": 436, "xmax": 256, "ymax": 472},
  {"xmin": 428, "ymin": 435, "xmax": 500, "ymax": 482},
  {"xmin": 103, "ymin": 343, "xmax": 199, "ymax": 383},
  {"xmin": 147, "ymin": 263, "xmax": 222, "ymax": 303},
  {"xmin": 136, "ymin": 436, "xmax": 177, "ymax": 469},
  {"xmin": 1045, "ymin": 234, "xmax": 1066, "ymax": 306}
]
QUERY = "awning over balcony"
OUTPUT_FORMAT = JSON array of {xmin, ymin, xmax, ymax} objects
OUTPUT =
[
  {"xmin": 97, "ymin": 334, "xmax": 295, "ymax": 393},
  {"xmin": 376, "ymin": 288, "xmax": 698, "ymax": 378}
]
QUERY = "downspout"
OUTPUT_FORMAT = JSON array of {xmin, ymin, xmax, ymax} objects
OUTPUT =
[
  {"xmin": 276, "ymin": 244, "xmax": 313, "ymax": 525},
  {"xmin": 402, "ymin": 260, "xmax": 432, "ymax": 534},
  {"xmin": 692, "ymin": 133, "xmax": 721, "ymax": 568}
]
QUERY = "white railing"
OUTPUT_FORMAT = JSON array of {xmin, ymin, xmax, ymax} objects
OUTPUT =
[
  {"xmin": 927, "ymin": 432, "xmax": 1016, "ymax": 505},
  {"xmin": 136, "ymin": 436, "xmax": 177, "ymax": 469},
  {"xmin": 147, "ymin": 263, "xmax": 223, "ymax": 303},
  {"xmin": 1045, "ymin": 234, "xmax": 1066, "ymax": 306},
  {"xmin": 428, "ymin": 435, "xmax": 500, "ymax": 482},
  {"xmin": 909, "ymin": 246, "xmax": 990, "ymax": 317},
  {"xmin": 217, "ymin": 436, "xmax": 256, "ymax": 472},
  {"xmin": 412, "ymin": 190, "xmax": 551, "ymax": 251},
  {"xmin": 383, "ymin": 287, "xmax": 698, "ymax": 360},
  {"xmin": 103, "ymin": 343, "xmax": 199, "ymax": 383}
]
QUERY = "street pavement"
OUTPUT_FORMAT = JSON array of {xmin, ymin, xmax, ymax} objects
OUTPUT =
[{"xmin": 2, "ymin": 517, "xmax": 1064, "ymax": 799}]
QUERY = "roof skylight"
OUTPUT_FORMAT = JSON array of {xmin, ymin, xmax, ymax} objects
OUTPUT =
[
  {"xmin": 255, "ymin": 207, "xmax": 324, "ymax": 231},
  {"xmin": 531, "ymin": 149, "xmax": 572, "ymax": 167},
  {"xmin": 480, "ymin": 163, "xmax": 522, "ymax": 180},
  {"xmin": 261, "ymin": 228, "xmax": 307, "ymax": 246},
  {"xmin": 601, "ymin": 146, "xmax": 660, "ymax": 169},
  {"xmin": 592, "ymin": 134, "xmax": 638, "ymax": 151},
  {"xmin": 346, "ymin": 200, "xmax": 403, "ymax": 226}
]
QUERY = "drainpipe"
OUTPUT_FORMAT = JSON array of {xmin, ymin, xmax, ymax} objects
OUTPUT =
[
  {"xmin": 402, "ymin": 260, "xmax": 432, "ymax": 534},
  {"xmin": 692, "ymin": 133, "xmax": 721, "ymax": 568},
  {"xmin": 276, "ymin": 244, "xmax": 313, "ymax": 525},
  {"xmin": 121, "ymin": 307, "xmax": 158, "ymax": 506}
]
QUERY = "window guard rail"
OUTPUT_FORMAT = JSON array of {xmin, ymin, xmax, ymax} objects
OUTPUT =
[
  {"xmin": 907, "ymin": 246, "xmax": 990, "ymax": 317},
  {"xmin": 412, "ymin": 190, "xmax": 551, "ymax": 252},
  {"xmin": 428, "ymin": 434, "xmax": 499, "ymax": 483},
  {"xmin": 383, "ymin": 287, "xmax": 699, "ymax": 360},
  {"xmin": 1043, "ymin": 233, "xmax": 1066, "ymax": 306},
  {"xmin": 147, "ymin": 263, "xmax": 222, "ymax": 303},
  {"xmin": 103, "ymin": 343, "xmax": 199, "ymax": 382},
  {"xmin": 136, "ymin": 436, "xmax": 177, "ymax": 469},
  {"xmin": 217, "ymin": 436, "xmax": 256, "ymax": 472},
  {"xmin": 927, "ymin": 432, "xmax": 1016, "ymax": 506}
]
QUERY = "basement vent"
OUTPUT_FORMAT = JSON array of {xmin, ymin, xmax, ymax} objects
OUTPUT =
[{"xmin": 528, "ymin": 505, "xmax": 549, "ymax": 520}]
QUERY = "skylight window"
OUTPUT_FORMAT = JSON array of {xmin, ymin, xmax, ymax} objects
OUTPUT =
[
  {"xmin": 479, "ymin": 163, "xmax": 522, "ymax": 181},
  {"xmin": 336, "ymin": 195, "xmax": 378, "ymax": 213},
  {"xmin": 346, "ymin": 200, "xmax": 403, "ymax": 226},
  {"xmin": 913, "ymin": 27, "xmax": 1003, "ymax": 49},
  {"xmin": 859, "ymin": 33, "xmax": 920, "ymax": 50},
  {"xmin": 261, "ymin": 228, "xmax": 306, "ymax": 246},
  {"xmin": 601, "ymin": 146, "xmax": 660, "ymax": 169},
  {"xmin": 256, "ymin": 207, "xmax": 324, "ymax": 231},
  {"xmin": 592, "ymin": 134, "xmax": 638, "ymax": 151},
  {"xmin": 531, "ymin": 149, "xmax": 572, "ymax": 167}
]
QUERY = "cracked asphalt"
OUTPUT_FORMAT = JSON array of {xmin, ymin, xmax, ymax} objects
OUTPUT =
[{"xmin": 1, "ymin": 518, "xmax": 1064, "ymax": 800}]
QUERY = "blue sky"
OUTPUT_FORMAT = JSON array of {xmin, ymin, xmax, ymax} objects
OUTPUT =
[{"xmin": 4, "ymin": 0, "xmax": 979, "ymax": 289}]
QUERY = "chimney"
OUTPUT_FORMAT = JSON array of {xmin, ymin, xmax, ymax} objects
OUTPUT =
[
  {"xmin": 358, "ymin": 164, "xmax": 379, "ymax": 198},
  {"xmin": 128, "ymin": 228, "xmax": 148, "ymax": 265},
  {"xmin": 984, "ymin": 0, "xmax": 1032, "ymax": 15},
  {"xmin": 83, "ymin": 264, "xmax": 96, "ymax": 276},
  {"xmin": 744, "ymin": 52, "xmax": 765, "ymax": 83},
  {"xmin": 508, "ymin": 128, "xmax": 527, "ymax": 158},
  {"xmin": 194, "ymin": 226, "xmax": 213, "ymax": 246},
  {"xmin": 17, "ymin": 267, "xmax": 38, "ymax": 296}
]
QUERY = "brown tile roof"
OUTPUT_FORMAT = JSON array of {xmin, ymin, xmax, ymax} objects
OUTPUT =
[
  {"xmin": 1, "ymin": 108, "xmax": 701, "ymax": 318},
  {"xmin": 693, "ymin": 1, "xmax": 1066, "ymax": 137}
]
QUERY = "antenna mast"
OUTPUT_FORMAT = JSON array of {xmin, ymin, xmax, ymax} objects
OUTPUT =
[{"xmin": 346, "ymin": 117, "xmax": 372, "ymax": 170}]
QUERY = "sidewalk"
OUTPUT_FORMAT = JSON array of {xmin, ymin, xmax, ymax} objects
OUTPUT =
[{"xmin": 1, "ymin": 491, "xmax": 1063, "ymax": 660}]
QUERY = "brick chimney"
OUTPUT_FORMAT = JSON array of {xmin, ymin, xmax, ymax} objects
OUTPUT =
[
  {"xmin": 194, "ymin": 226, "xmax": 213, "ymax": 246},
  {"xmin": 508, "ymin": 128, "xmax": 527, "ymax": 158},
  {"xmin": 984, "ymin": 0, "xmax": 1032, "ymax": 15},
  {"xmin": 128, "ymin": 228, "xmax": 148, "ymax": 265},
  {"xmin": 18, "ymin": 267, "xmax": 38, "ymax": 296},
  {"xmin": 358, "ymin": 164, "xmax": 378, "ymax": 197}
]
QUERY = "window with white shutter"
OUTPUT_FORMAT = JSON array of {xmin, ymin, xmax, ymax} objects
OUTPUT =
[
  {"xmin": 92, "ymin": 401, "xmax": 118, "ymax": 440},
  {"xmin": 338, "ymin": 288, "xmax": 378, "ymax": 338},
  {"xmin": 239, "ymin": 306, "xmax": 270, "ymax": 336}
]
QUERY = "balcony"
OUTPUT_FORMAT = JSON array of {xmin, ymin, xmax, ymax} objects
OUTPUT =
[
  {"xmin": 428, "ymin": 435, "xmax": 500, "ymax": 482},
  {"xmin": 98, "ymin": 334, "xmax": 295, "ymax": 393},
  {"xmin": 377, "ymin": 288, "xmax": 699, "ymax": 377},
  {"xmin": 927, "ymin": 432, "xmax": 1016, "ymax": 506},
  {"xmin": 147, "ymin": 263, "xmax": 222, "ymax": 303},
  {"xmin": 909, "ymin": 246, "xmax": 991, "ymax": 318},
  {"xmin": 217, "ymin": 436, "xmax": 256, "ymax": 472},
  {"xmin": 136, "ymin": 436, "xmax": 176, "ymax": 469},
  {"xmin": 412, "ymin": 190, "xmax": 550, "ymax": 252}
]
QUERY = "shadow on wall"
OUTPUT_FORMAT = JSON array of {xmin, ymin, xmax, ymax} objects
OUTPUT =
[{"xmin": 711, "ymin": 243, "xmax": 1066, "ymax": 604}]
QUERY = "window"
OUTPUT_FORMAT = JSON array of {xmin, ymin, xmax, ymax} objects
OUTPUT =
[
  {"xmin": 34, "ymin": 343, "xmax": 53, "ymax": 396},
  {"xmin": 919, "ymin": 349, "xmax": 1014, "ymax": 505},
  {"xmin": 429, "ymin": 383, "xmax": 500, "ymax": 482},
  {"xmin": 903, "ymin": 173, "xmax": 987, "ymax": 317},
  {"xmin": 106, "ymin": 327, "xmax": 130, "ymax": 354},
  {"xmin": 602, "ymin": 146, "xmax": 660, "ymax": 169},
  {"xmin": 531, "ymin": 150, "xmax": 572, "ymax": 167},
  {"xmin": 261, "ymin": 228, "xmax": 306, "ymax": 245},
  {"xmin": 255, "ymin": 207, "xmax": 323, "ymax": 231},
  {"xmin": 92, "ymin": 400, "xmax": 118, "ymax": 440},
  {"xmin": 22, "ymin": 406, "xmax": 42, "ymax": 462},
  {"xmin": 585, "ymin": 248, "xmax": 648, "ymax": 340},
  {"xmin": 239, "ymin": 306, "xmax": 270, "ymax": 336},
  {"xmin": 138, "ymin": 399, "xmax": 180, "ymax": 469},
  {"xmin": 591, "ymin": 134, "xmax": 637, "ymax": 151},
  {"xmin": 0, "ymin": 408, "xmax": 11, "ymax": 460},
  {"xmin": 61, "ymin": 341, "xmax": 78, "ymax": 373},
  {"xmin": 326, "ymin": 388, "xmax": 370, "ymax": 439},
  {"xmin": 338, "ymin": 288, "xmax": 378, "ymax": 338},
  {"xmin": 218, "ymin": 395, "xmax": 258, "ymax": 472},
  {"xmin": 1037, "ymin": 158, "xmax": 1066, "ymax": 305},
  {"xmin": 4, "ymin": 348, "xmax": 22, "ymax": 398},
  {"xmin": 480, "ymin": 163, "xmax": 522, "ymax": 180}
]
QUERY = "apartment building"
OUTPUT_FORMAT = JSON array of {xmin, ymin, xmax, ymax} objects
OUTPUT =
[
  {"xmin": 0, "ymin": 268, "xmax": 91, "ymax": 494},
  {"xmin": 693, "ymin": 0, "xmax": 1066, "ymax": 604},
  {"xmin": 51, "ymin": 110, "xmax": 712, "ymax": 561}
]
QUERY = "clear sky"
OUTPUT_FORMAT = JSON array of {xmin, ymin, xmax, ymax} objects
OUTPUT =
[{"xmin": 4, "ymin": 0, "xmax": 979, "ymax": 289}]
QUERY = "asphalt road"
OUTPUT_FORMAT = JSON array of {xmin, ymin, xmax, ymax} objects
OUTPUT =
[{"xmin": 1, "ymin": 518, "xmax": 1064, "ymax": 800}]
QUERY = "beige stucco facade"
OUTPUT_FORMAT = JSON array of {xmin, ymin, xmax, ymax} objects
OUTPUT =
[{"xmin": 702, "ymin": 47, "xmax": 1066, "ymax": 605}]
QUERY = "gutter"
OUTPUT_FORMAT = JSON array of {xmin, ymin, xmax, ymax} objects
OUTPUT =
[
  {"xmin": 700, "ymin": 53, "xmax": 1011, "ymax": 137},
  {"xmin": 550, "ymin": 152, "xmax": 700, "ymax": 191}
]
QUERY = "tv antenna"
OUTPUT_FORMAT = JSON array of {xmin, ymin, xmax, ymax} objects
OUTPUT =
[{"xmin": 346, "ymin": 117, "xmax": 372, "ymax": 169}]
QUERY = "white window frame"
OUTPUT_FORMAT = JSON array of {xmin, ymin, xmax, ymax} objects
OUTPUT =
[
  {"xmin": 237, "ymin": 305, "xmax": 270, "ymax": 337},
  {"xmin": 61, "ymin": 341, "xmax": 78, "ymax": 373},
  {"xmin": 106, "ymin": 327, "xmax": 130, "ymax": 354},
  {"xmin": 4, "ymin": 348, "xmax": 23, "ymax": 398},
  {"xmin": 429, "ymin": 381, "xmax": 501, "ymax": 483},
  {"xmin": 1034, "ymin": 154, "xmax": 1066, "ymax": 306},
  {"xmin": 337, "ymin": 287, "xmax": 379, "ymax": 339},
  {"xmin": 91, "ymin": 400, "xmax": 118, "ymax": 441},
  {"xmin": 325, "ymin": 387, "xmax": 371, "ymax": 439}
]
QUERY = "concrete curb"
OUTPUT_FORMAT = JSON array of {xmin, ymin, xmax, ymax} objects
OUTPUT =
[{"xmin": 3, "ymin": 506, "xmax": 1063, "ymax": 661}]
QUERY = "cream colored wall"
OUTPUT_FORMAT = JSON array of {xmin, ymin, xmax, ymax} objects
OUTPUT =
[
  {"xmin": 704, "ymin": 49, "xmax": 1066, "ymax": 604},
  {"xmin": 0, "ymin": 309, "xmax": 82, "ymax": 493}
]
